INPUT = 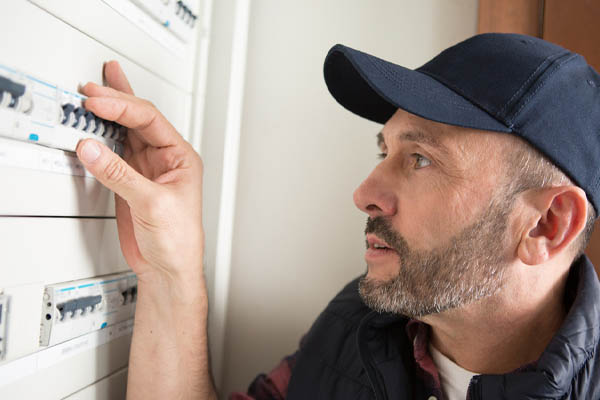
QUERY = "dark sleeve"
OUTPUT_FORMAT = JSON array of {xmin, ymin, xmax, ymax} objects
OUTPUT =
[{"xmin": 228, "ymin": 353, "xmax": 298, "ymax": 400}]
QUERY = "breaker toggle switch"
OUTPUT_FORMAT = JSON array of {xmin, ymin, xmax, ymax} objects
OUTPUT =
[
  {"xmin": 103, "ymin": 122, "xmax": 116, "ymax": 139},
  {"xmin": 121, "ymin": 285, "xmax": 138, "ymax": 305},
  {"xmin": 0, "ymin": 91, "xmax": 13, "ymax": 109},
  {"xmin": 61, "ymin": 103, "xmax": 76, "ymax": 126},
  {"xmin": 83, "ymin": 111, "xmax": 96, "ymax": 133},
  {"xmin": 93, "ymin": 116, "xmax": 105, "ymax": 136},
  {"xmin": 14, "ymin": 92, "xmax": 33, "ymax": 114},
  {"xmin": 57, "ymin": 295, "xmax": 103, "ymax": 321},
  {"xmin": 0, "ymin": 76, "xmax": 26, "ymax": 108},
  {"xmin": 0, "ymin": 76, "xmax": 32, "ymax": 114},
  {"xmin": 72, "ymin": 107, "xmax": 87, "ymax": 130},
  {"xmin": 0, "ymin": 76, "xmax": 25, "ymax": 98}
]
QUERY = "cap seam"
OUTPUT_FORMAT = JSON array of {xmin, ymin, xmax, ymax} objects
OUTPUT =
[
  {"xmin": 497, "ymin": 51, "xmax": 569, "ymax": 119},
  {"xmin": 507, "ymin": 53, "xmax": 579, "ymax": 123}
]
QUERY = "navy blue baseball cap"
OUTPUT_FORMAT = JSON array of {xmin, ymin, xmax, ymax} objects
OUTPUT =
[{"xmin": 324, "ymin": 33, "xmax": 600, "ymax": 215}]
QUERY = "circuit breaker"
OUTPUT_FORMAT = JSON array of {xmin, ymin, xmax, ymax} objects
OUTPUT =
[
  {"xmin": 39, "ymin": 272, "xmax": 137, "ymax": 347},
  {"xmin": 0, "ymin": 64, "xmax": 125, "ymax": 158}
]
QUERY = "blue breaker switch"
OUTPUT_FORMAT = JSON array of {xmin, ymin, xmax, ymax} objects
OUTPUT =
[
  {"xmin": 0, "ymin": 76, "xmax": 25, "ymax": 99},
  {"xmin": 61, "ymin": 103, "xmax": 75, "ymax": 125},
  {"xmin": 72, "ymin": 107, "xmax": 86, "ymax": 129},
  {"xmin": 83, "ymin": 111, "xmax": 96, "ymax": 133}
]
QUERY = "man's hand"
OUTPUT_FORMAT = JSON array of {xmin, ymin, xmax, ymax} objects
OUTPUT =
[
  {"xmin": 77, "ymin": 61, "xmax": 204, "ymax": 286},
  {"xmin": 76, "ymin": 61, "xmax": 216, "ymax": 400}
]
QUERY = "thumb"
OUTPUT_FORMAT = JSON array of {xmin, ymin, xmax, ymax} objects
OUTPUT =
[{"xmin": 77, "ymin": 139, "xmax": 153, "ymax": 207}]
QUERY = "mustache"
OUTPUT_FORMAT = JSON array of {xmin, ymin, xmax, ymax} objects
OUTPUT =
[{"xmin": 364, "ymin": 216, "xmax": 404, "ymax": 251}]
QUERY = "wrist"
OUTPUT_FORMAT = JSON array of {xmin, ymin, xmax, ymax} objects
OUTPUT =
[{"xmin": 136, "ymin": 263, "xmax": 209, "ymax": 307}]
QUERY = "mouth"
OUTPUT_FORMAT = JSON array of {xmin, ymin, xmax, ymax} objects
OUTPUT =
[{"xmin": 365, "ymin": 234, "xmax": 398, "ymax": 261}]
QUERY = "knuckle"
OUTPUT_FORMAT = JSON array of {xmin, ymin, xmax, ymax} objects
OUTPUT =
[
  {"xmin": 103, "ymin": 158, "xmax": 129, "ymax": 184},
  {"xmin": 143, "ymin": 99, "xmax": 156, "ymax": 109}
]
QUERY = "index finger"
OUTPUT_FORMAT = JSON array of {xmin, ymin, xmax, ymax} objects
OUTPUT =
[
  {"xmin": 84, "ymin": 95, "xmax": 182, "ymax": 148},
  {"xmin": 103, "ymin": 61, "xmax": 134, "ymax": 95}
]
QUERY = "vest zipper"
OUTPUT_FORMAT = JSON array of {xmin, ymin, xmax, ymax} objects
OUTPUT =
[{"xmin": 356, "ymin": 311, "xmax": 387, "ymax": 400}]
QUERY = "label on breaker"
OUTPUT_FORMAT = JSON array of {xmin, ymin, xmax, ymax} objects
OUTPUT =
[
  {"xmin": 0, "ymin": 64, "xmax": 125, "ymax": 159},
  {"xmin": 39, "ymin": 272, "xmax": 137, "ymax": 347}
]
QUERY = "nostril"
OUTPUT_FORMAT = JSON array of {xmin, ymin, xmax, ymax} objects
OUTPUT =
[{"xmin": 366, "ymin": 204, "xmax": 381, "ymax": 212}]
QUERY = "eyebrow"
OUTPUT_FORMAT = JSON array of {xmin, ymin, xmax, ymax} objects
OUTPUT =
[{"xmin": 376, "ymin": 130, "xmax": 450, "ymax": 155}]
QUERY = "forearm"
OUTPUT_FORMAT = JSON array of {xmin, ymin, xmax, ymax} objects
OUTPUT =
[{"xmin": 126, "ymin": 269, "xmax": 217, "ymax": 400}]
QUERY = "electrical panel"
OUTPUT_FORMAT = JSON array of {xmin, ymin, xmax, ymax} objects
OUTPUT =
[
  {"xmin": 0, "ymin": 295, "xmax": 8, "ymax": 360},
  {"xmin": 0, "ymin": 64, "xmax": 125, "ymax": 159},
  {"xmin": 40, "ymin": 272, "xmax": 137, "ymax": 347},
  {"xmin": 0, "ymin": 0, "xmax": 208, "ymax": 397}
]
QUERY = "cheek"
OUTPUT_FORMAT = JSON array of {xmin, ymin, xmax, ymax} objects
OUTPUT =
[
  {"xmin": 395, "ymin": 176, "xmax": 486, "ymax": 249},
  {"xmin": 394, "ymin": 181, "xmax": 450, "ymax": 247}
]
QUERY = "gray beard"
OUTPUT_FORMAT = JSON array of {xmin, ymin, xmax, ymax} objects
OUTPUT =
[{"xmin": 358, "ymin": 194, "xmax": 513, "ymax": 318}]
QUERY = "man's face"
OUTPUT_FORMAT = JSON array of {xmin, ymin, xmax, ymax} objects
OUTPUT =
[{"xmin": 354, "ymin": 109, "xmax": 516, "ymax": 317}]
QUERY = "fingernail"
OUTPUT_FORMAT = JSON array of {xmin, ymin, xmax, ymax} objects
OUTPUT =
[{"xmin": 80, "ymin": 141, "xmax": 101, "ymax": 163}]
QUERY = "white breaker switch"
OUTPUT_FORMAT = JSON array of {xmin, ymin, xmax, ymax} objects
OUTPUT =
[
  {"xmin": 40, "ymin": 272, "xmax": 137, "ymax": 347},
  {"xmin": 0, "ymin": 294, "xmax": 8, "ymax": 360},
  {"xmin": 0, "ymin": 64, "xmax": 126, "ymax": 156}
]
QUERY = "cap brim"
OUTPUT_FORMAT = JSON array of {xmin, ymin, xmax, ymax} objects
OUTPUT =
[{"xmin": 323, "ymin": 44, "xmax": 511, "ymax": 133}]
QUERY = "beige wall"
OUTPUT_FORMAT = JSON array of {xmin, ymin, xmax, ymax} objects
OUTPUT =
[{"xmin": 221, "ymin": 0, "xmax": 479, "ymax": 395}]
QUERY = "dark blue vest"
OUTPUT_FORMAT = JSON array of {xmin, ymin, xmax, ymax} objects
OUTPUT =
[{"xmin": 287, "ymin": 256, "xmax": 600, "ymax": 399}]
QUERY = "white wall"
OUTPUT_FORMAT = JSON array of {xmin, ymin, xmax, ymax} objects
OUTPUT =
[{"xmin": 220, "ymin": 0, "xmax": 479, "ymax": 395}]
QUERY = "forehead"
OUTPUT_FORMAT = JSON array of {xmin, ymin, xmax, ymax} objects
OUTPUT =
[
  {"xmin": 377, "ymin": 130, "xmax": 447, "ymax": 153},
  {"xmin": 378, "ymin": 109, "xmax": 508, "ymax": 158}
]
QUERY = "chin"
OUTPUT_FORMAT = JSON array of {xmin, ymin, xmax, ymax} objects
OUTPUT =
[{"xmin": 365, "ymin": 264, "xmax": 399, "ymax": 282}]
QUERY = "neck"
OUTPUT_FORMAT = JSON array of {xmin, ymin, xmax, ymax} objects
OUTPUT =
[{"xmin": 421, "ymin": 265, "xmax": 570, "ymax": 374}]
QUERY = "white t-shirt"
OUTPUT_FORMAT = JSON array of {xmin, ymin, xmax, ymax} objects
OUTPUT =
[{"xmin": 429, "ymin": 344, "xmax": 480, "ymax": 400}]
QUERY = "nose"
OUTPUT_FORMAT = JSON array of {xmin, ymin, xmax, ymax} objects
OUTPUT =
[{"xmin": 353, "ymin": 167, "xmax": 398, "ymax": 218}]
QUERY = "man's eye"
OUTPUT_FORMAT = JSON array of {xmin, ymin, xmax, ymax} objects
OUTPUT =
[{"xmin": 413, "ymin": 154, "xmax": 431, "ymax": 169}]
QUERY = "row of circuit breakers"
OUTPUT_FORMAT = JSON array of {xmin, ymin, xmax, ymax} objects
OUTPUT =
[
  {"xmin": 0, "ymin": 272, "xmax": 137, "ymax": 360},
  {"xmin": 130, "ymin": 0, "xmax": 198, "ymax": 42},
  {"xmin": 0, "ymin": 63, "xmax": 126, "ymax": 158}
]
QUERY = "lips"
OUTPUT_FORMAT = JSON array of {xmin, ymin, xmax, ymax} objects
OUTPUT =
[
  {"xmin": 366, "ymin": 234, "xmax": 394, "ymax": 251},
  {"xmin": 364, "ymin": 234, "xmax": 399, "ymax": 263}
]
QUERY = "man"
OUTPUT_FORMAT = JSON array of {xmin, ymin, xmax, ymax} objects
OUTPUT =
[{"xmin": 76, "ymin": 33, "xmax": 600, "ymax": 399}]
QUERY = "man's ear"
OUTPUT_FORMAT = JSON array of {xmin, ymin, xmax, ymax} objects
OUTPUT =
[{"xmin": 517, "ymin": 186, "xmax": 588, "ymax": 265}]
